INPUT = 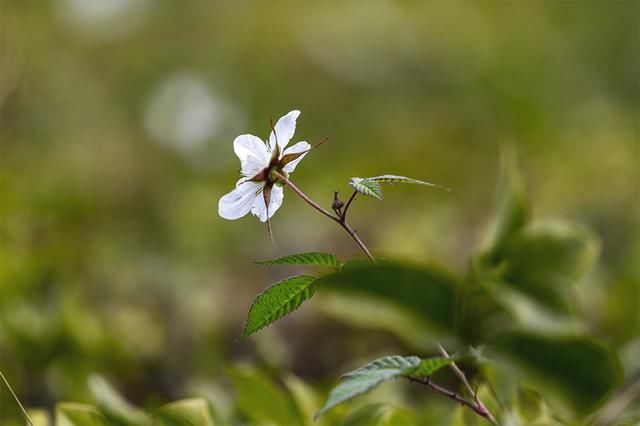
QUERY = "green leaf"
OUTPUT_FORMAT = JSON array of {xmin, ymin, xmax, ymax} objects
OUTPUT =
[
  {"xmin": 227, "ymin": 366, "xmax": 301, "ymax": 426},
  {"xmin": 255, "ymin": 252, "xmax": 342, "ymax": 269},
  {"xmin": 493, "ymin": 332, "xmax": 621, "ymax": 414},
  {"xmin": 56, "ymin": 403, "xmax": 107, "ymax": 426},
  {"xmin": 242, "ymin": 275, "xmax": 317, "ymax": 337},
  {"xmin": 316, "ymin": 356, "xmax": 421, "ymax": 418},
  {"xmin": 349, "ymin": 178, "xmax": 384, "ymax": 200},
  {"xmin": 153, "ymin": 399, "xmax": 215, "ymax": 426},
  {"xmin": 501, "ymin": 221, "xmax": 599, "ymax": 311},
  {"xmin": 414, "ymin": 357, "xmax": 452, "ymax": 377},
  {"xmin": 88, "ymin": 374, "xmax": 148, "ymax": 425},
  {"xmin": 316, "ymin": 263, "xmax": 457, "ymax": 334},
  {"xmin": 484, "ymin": 150, "xmax": 529, "ymax": 263},
  {"xmin": 283, "ymin": 374, "xmax": 321, "ymax": 426},
  {"xmin": 367, "ymin": 174, "xmax": 449, "ymax": 191}
]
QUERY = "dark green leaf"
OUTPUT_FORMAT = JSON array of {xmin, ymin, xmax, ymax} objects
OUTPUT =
[
  {"xmin": 349, "ymin": 178, "xmax": 384, "ymax": 200},
  {"xmin": 502, "ymin": 221, "xmax": 599, "ymax": 311},
  {"xmin": 316, "ymin": 263, "xmax": 457, "ymax": 334},
  {"xmin": 255, "ymin": 252, "xmax": 342, "ymax": 269},
  {"xmin": 493, "ymin": 332, "xmax": 621, "ymax": 414},
  {"xmin": 317, "ymin": 356, "xmax": 421, "ymax": 418},
  {"xmin": 242, "ymin": 275, "xmax": 317, "ymax": 337}
]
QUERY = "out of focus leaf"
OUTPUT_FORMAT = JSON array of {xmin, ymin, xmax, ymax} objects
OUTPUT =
[
  {"xmin": 283, "ymin": 374, "xmax": 320, "ymax": 426},
  {"xmin": 316, "ymin": 356, "xmax": 421, "ymax": 418},
  {"xmin": 501, "ymin": 221, "xmax": 599, "ymax": 311},
  {"xmin": 317, "ymin": 263, "xmax": 457, "ymax": 334},
  {"xmin": 255, "ymin": 252, "xmax": 342, "ymax": 269},
  {"xmin": 340, "ymin": 403, "xmax": 415, "ymax": 426},
  {"xmin": 55, "ymin": 403, "xmax": 107, "ymax": 426},
  {"xmin": 226, "ymin": 366, "xmax": 300, "ymax": 426},
  {"xmin": 242, "ymin": 275, "xmax": 317, "ymax": 337},
  {"xmin": 484, "ymin": 150, "xmax": 529, "ymax": 263},
  {"xmin": 26, "ymin": 409, "xmax": 50, "ymax": 426},
  {"xmin": 88, "ymin": 374, "xmax": 148, "ymax": 425},
  {"xmin": 349, "ymin": 178, "xmax": 383, "ymax": 201},
  {"xmin": 493, "ymin": 332, "xmax": 621, "ymax": 414},
  {"xmin": 153, "ymin": 399, "xmax": 214, "ymax": 426}
]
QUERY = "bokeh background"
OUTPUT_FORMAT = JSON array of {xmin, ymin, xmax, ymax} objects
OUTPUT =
[{"xmin": 1, "ymin": 1, "xmax": 638, "ymax": 424}]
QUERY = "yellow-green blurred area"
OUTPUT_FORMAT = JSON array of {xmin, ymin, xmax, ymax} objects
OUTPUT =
[{"xmin": 1, "ymin": 1, "xmax": 638, "ymax": 425}]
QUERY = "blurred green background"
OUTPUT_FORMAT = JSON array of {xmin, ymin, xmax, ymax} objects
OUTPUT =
[{"xmin": 1, "ymin": 1, "xmax": 638, "ymax": 424}]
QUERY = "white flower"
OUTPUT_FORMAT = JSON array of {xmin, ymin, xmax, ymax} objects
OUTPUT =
[{"xmin": 218, "ymin": 110, "xmax": 311, "ymax": 222}]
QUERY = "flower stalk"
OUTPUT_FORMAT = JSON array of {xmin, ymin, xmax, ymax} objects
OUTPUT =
[{"xmin": 273, "ymin": 172, "xmax": 375, "ymax": 262}]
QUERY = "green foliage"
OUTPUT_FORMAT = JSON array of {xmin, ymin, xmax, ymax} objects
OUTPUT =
[
  {"xmin": 255, "ymin": 252, "xmax": 342, "ymax": 269},
  {"xmin": 414, "ymin": 357, "xmax": 452, "ymax": 377},
  {"xmin": 493, "ymin": 332, "xmax": 622, "ymax": 414},
  {"xmin": 55, "ymin": 403, "xmax": 107, "ymax": 426},
  {"xmin": 242, "ymin": 275, "xmax": 317, "ymax": 337},
  {"xmin": 501, "ymin": 221, "xmax": 599, "ymax": 311},
  {"xmin": 88, "ymin": 375, "xmax": 148, "ymax": 425},
  {"xmin": 316, "ymin": 356, "xmax": 421, "ymax": 418},
  {"xmin": 153, "ymin": 399, "xmax": 215, "ymax": 426},
  {"xmin": 226, "ymin": 366, "xmax": 301, "ymax": 426},
  {"xmin": 349, "ymin": 178, "xmax": 384, "ymax": 201},
  {"xmin": 317, "ymin": 263, "xmax": 457, "ymax": 333}
]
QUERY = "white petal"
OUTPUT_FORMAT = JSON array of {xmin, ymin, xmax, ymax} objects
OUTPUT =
[
  {"xmin": 268, "ymin": 110, "xmax": 300, "ymax": 153},
  {"xmin": 281, "ymin": 141, "xmax": 311, "ymax": 174},
  {"xmin": 233, "ymin": 134, "xmax": 270, "ymax": 176},
  {"xmin": 218, "ymin": 181, "xmax": 263, "ymax": 220},
  {"xmin": 251, "ymin": 185, "xmax": 284, "ymax": 222}
]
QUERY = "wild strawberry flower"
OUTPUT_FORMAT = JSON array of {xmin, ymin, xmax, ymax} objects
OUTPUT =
[{"xmin": 218, "ymin": 110, "xmax": 310, "ymax": 222}]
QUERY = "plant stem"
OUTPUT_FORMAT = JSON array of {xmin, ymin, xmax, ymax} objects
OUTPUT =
[
  {"xmin": 437, "ymin": 344, "xmax": 497, "ymax": 424},
  {"xmin": 274, "ymin": 173, "xmax": 375, "ymax": 262},
  {"xmin": 0, "ymin": 369, "xmax": 34, "ymax": 426},
  {"xmin": 407, "ymin": 376, "xmax": 496, "ymax": 424}
]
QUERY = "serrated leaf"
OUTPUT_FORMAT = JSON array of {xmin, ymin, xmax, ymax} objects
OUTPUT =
[
  {"xmin": 414, "ymin": 357, "xmax": 452, "ymax": 377},
  {"xmin": 255, "ymin": 252, "xmax": 342, "ymax": 269},
  {"xmin": 367, "ymin": 174, "xmax": 449, "ymax": 191},
  {"xmin": 493, "ymin": 332, "xmax": 621, "ymax": 414},
  {"xmin": 153, "ymin": 399, "xmax": 215, "ymax": 426},
  {"xmin": 227, "ymin": 366, "xmax": 301, "ymax": 426},
  {"xmin": 349, "ymin": 178, "xmax": 384, "ymax": 200},
  {"xmin": 316, "ymin": 356, "xmax": 421, "ymax": 418},
  {"xmin": 242, "ymin": 275, "xmax": 317, "ymax": 337},
  {"xmin": 56, "ymin": 403, "xmax": 107, "ymax": 426}
]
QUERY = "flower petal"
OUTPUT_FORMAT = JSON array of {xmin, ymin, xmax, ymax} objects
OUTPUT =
[
  {"xmin": 251, "ymin": 184, "xmax": 284, "ymax": 222},
  {"xmin": 269, "ymin": 110, "xmax": 300, "ymax": 153},
  {"xmin": 233, "ymin": 134, "xmax": 270, "ymax": 176},
  {"xmin": 218, "ymin": 181, "xmax": 263, "ymax": 220},
  {"xmin": 281, "ymin": 141, "xmax": 311, "ymax": 174}
]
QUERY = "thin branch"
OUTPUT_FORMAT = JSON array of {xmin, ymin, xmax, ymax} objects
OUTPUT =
[
  {"xmin": 341, "ymin": 190, "xmax": 359, "ymax": 221},
  {"xmin": 274, "ymin": 172, "xmax": 375, "ymax": 262},
  {"xmin": 437, "ymin": 344, "xmax": 497, "ymax": 424},
  {"xmin": 407, "ymin": 376, "xmax": 495, "ymax": 424},
  {"xmin": 0, "ymin": 369, "xmax": 34, "ymax": 426}
]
